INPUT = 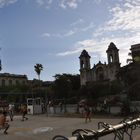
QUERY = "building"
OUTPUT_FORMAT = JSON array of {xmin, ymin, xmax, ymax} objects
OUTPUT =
[
  {"xmin": 0, "ymin": 73, "xmax": 28, "ymax": 87},
  {"xmin": 130, "ymin": 43, "xmax": 140, "ymax": 62},
  {"xmin": 79, "ymin": 42, "xmax": 120, "ymax": 85}
]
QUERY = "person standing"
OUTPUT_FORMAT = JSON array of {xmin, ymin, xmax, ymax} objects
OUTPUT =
[
  {"xmin": 0, "ymin": 111, "xmax": 10, "ymax": 134},
  {"xmin": 49, "ymin": 101, "xmax": 54, "ymax": 114},
  {"xmin": 8, "ymin": 104, "xmax": 14, "ymax": 121}
]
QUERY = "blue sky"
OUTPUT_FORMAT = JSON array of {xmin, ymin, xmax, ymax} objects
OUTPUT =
[{"xmin": 0, "ymin": 0, "xmax": 139, "ymax": 81}]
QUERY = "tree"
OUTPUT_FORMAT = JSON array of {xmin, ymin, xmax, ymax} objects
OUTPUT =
[
  {"xmin": 52, "ymin": 73, "xmax": 80, "ymax": 99},
  {"xmin": 117, "ymin": 62, "xmax": 140, "ymax": 100},
  {"xmin": 34, "ymin": 63, "xmax": 43, "ymax": 80}
]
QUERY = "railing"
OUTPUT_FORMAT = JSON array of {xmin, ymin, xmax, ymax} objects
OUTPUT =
[{"xmin": 52, "ymin": 116, "xmax": 140, "ymax": 140}]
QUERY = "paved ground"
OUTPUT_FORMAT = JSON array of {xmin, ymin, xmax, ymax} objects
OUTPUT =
[{"xmin": 0, "ymin": 114, "xmax": 140, "ymax": 140}]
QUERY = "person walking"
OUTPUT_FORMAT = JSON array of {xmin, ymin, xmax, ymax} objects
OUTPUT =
[
  {"xmin": 21, "ymin": 104, "xmax": 28, "ymax": 121},
  {"xmin": 84, "ymin": 105, "xmax": 91, "ymax": 123},
  {"xmin": 0, "ymin": 111, "xmax": 10, "ymax": 134}
]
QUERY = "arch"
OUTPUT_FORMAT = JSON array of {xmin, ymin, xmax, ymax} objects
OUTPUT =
[
  {"xmin": 109, "ymin": 54, "xmax": 113, "ymax": 63},
  {"xmin": 96, "ymin": 67, "xmax": 104, "ymax": 81}
]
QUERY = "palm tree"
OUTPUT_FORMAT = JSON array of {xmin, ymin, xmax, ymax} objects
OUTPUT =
[{"xmin": 34, "ymin": 63, "xmax": 43, "ymax": 80}]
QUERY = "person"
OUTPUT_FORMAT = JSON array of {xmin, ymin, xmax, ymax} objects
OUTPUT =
[
  {"xmin": 59, "ymin": 102, "xmax": 63, "ymax": 112},
  {"xmin": 8, "ymin": 104, "xmax": 14, "ymax": 121},
  {"xmin": 84, "ymin": 105, "xmax": 91, "ymax": 123},
  {"xmin": 21, "ymin": 104, "xmax": 28, "ymax": 121},
  {"xmin": 0, "ymin": 111, "xmax": 10, "ymax": 134},
  {"xmin": 48, "ymin": 101, "xmax": 54, "ymax": 114}
]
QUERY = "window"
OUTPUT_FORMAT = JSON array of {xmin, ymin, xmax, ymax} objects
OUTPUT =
[
  {"xmin": 80, "ymin": 60, "xmax": 84, "ymax": 68},
  {"xmin": 9, "ymin": 80, "xmax": 12, "ymax": 86},
  {"xmin": 2, "ymin": 79, "xmax": 5, "ymax": 86},
  {"xmin": 109, "ymin": 54, "xmax": 113, "ymax": 63}
]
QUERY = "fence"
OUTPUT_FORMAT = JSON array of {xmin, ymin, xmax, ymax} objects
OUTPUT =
[{"xmin": 52, "ymin": 116, "xmax": 140, "ymax": 140}]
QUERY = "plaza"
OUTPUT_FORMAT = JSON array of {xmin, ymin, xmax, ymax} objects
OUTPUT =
[{"xmin": 1, "ymin": 114, "xmax": 140, "ymax": 140}]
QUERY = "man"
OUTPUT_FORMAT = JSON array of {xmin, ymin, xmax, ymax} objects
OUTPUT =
[{"xmin": 0, "ymin": 111, "xmax": 10, "ymax": 134}]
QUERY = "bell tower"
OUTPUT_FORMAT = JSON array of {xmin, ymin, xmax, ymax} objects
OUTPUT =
[
  {"xmin": 79, "ymin": 50, "xmax": 91, "ymax": 85},
  {"xmin": 106, "ymin": 42, "xmax": 120, "ymax": 64},
  {"xmin": 106, "ymin": 42, "xmax": 120, "ymax": 81},
  {"xmin": 79, "ymin": 50, "xmax": 91, "ymax": 70}
]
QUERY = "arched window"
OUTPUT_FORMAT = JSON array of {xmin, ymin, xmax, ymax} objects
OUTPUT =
[
  {"xmin": 80, "ymin": 60, "xmax": 84, "ymax": 68},
  {"xmin": 109, "ymin": 54, "xmax": 113, "ymax": 63}
]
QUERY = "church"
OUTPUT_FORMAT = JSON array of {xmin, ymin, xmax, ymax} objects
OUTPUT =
[{"xmin": 79, "ymin": 42, "xmax": 120, "ymax": 86}]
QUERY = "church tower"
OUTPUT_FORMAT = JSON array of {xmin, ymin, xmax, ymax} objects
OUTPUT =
[
  {"xmin": 106, "ymin": 42, "xmax": 119, "ymax": 64},
  {"xmin": 79, "ymin": 50, "xmax": 91, "ymax": 85},
  {"xmin": 106, "ymin": 42, "xmax": 120, "ymax": 81}
]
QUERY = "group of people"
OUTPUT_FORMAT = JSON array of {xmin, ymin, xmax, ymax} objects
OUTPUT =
[{"xmin": 0, "ymin": 103, "xmax": 28, "ymax": 135}]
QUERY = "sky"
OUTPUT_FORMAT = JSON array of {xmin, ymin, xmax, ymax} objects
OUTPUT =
[{"xmin": 0, "ymin": 0, "xmax": 139, "ymax": 81}]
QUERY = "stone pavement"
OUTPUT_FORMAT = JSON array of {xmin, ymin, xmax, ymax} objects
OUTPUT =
[{"xmin": 0, "ymin": 114, "xmax": 140, "ymax": 140}]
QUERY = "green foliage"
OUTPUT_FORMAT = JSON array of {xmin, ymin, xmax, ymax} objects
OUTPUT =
[
  {"xmin": 52, "ymin": 73, "xmax": 80, "ymax": 99},
  {"xmin": 78, "ymin": 80, "xmax": 123, "ymax": 100},
  {"xmin": 117, "ymin": 62, "xmax": 140, "ymax": 100},
  {"xmin": 109, "ymin": 80, "xmax": 123, "ymax": 95},
  {"xmin": 134, "ymin": 56, "xmax": 140, "ymax": 62},
  {"xmin": 34, "ymin": 63, "xmax": 43, "ymax": 80}
]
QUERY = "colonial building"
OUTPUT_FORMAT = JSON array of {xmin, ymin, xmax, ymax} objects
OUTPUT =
[
  {"xmin": 79, "ymin": 42, "xmax": 120, "ymax": 85},
  {"xmin": 0, "ymin": 73, "xmax": 28, "ymax": 87}
]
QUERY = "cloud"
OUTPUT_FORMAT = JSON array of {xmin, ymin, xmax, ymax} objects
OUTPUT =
[
  {"xmin": 42, "ymin": 33, "xmax": 50, "ymax": 37},
  {"xmin": 0, "ymin": 0, "xmax": 18, "ymax": 8},
  {"xmin": 52, "ymin": 0, "xmax": 140, "ymax": 65},
  {"xmin": 36, "ymin": 0, "xmax": 53, "ymax": 6},
  {"xmin": 42, "ymin": 29, "xmax": 76, "ymax": 38},
  {"xmin": 57, "ymin": 48, "xmax": 82, "ymax": 56},
  {"xmin": 59, "ymin": 0, "xmax": 79, "ymax": 9},
  {"xmin": 35, "ymin": 0, "xmax": 82, "ymax": 9},
  {"xmin": 36, "ymin": 0, "xmax": 44, "ymax": 6},
  {"xmin": 71, "ymin": 18, "xmax": 84, "ymax": 26},
  {"xmin": 64, "ymin": 30, "xmax": 75, "ymax": 37},
  {"xmin": 0, "ymin": 0, "xmax": 101, "ymax": 9},
  {"xmin": 81, "ymin": 22, "xmax": 95, "ymax": 32},
  {"xmin": 94, "ymin": 0, "xmax": 140, "ymax": 36},
  {"xmin": 42, "ymin": 21, "xmax": 95, "ymax": 39},
  {"xmin": 56, "ymin": 35, "xmax": 138, "ymax": 66}
]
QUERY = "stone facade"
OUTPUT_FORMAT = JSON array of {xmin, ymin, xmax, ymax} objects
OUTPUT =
[
  {"xmin": 79, "ymin": 42, "xmax": 120, "ymax": 85},
  {"xmin": 0, "ymin": 73, "xmax": 28, "ymax": 87}
]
